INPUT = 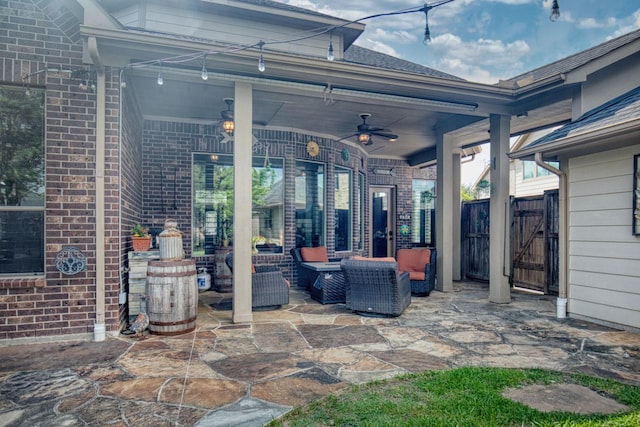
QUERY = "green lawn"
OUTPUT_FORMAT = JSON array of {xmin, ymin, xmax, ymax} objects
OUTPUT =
[{"xmin": 268, "ymin": 367, "xmax": 640, "ymax": 427}]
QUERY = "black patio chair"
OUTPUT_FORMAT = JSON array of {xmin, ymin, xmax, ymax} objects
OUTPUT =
[
  {"xmin": 340, "ymin": 258, "xmax": 411, "ymax": 317},
  {"xmin": 225, "ymin": 253, "xmax": 289, "ymax": 310}
]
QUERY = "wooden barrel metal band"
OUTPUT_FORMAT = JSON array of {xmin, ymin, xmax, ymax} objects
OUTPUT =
[
  {"xmin": 149, "ymin": 316, "xmax": 197, "ymax": 327},
  {"xmin": 147, "ymin": 270, "xmax": 196, "ymax": 278}
]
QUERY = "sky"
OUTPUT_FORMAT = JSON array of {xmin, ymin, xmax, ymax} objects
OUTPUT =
[{"xmin": 276, "ymin": 0, "xmax": 640, "ymax": 184}]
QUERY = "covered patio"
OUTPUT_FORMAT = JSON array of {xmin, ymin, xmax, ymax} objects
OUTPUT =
[
  {"xmin": 79, "ymin": 0, "xmax": 576, "ymax": 327},
  {"xmin": 1, "ymin": 281, "xmax": 638, "ymax": 426}
]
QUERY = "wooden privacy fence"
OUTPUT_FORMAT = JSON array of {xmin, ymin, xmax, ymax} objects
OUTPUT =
[{"xmin": 461, "ymin": 190, "xmax": 559, "ymax": 294}]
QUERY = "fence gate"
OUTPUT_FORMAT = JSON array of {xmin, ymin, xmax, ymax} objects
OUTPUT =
[
  {"xmin": 461, "ymin": 199, "xmax": 490, "ymax": 282},
  {"xmin": 461, "ymin": 191, "xmax": 559, "ymax": 295}
]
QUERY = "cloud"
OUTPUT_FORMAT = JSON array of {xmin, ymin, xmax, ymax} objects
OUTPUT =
[
  {"xmin": 578, "ymin": 17, "xmax": 618, "ymax": 29},
  {"xmin": 425, "ymin": 33, "xmax": 530, "ymax": 84}
]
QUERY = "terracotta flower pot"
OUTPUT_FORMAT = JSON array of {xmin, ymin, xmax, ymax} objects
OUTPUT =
[{"xmin": 132, "ymin": 236, "xmax": 151, "ymax": 251}]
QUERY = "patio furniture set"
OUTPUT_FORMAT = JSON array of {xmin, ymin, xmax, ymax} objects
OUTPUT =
[
  {"xmin": 290, "ymin": 246, "xmax": 436, "ymax": 316},
  {"xmin": 224, "ymin": 246, "xmax": 436, "ymax": 316}
]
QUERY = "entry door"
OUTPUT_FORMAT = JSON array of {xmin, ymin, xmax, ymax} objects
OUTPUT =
[{"xmin": 370, "ymin": 187, "xmax": 395, "ymax": 257}]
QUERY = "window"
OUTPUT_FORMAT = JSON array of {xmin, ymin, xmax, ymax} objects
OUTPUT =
[
  {"xmin": 523, "ymin": 160, "xmax": 560, "ymax": 180},
  {"xmin": 192, "ymin": 154, "xmax": 284, "ymax": 255},
  {"xmin": 334, "ymin": 167, "xmax": 352, "ymax": 252},
  {"xmin": 295, "ymin": 161, "xmax": 324, "ymax": 247},
  {"xmin": 411, "ymin": 179, "xmax": 436, "ymax": 246},
  {"xmin": 0, "ymin": 85, "xmax": 45, "ymax": 275}
]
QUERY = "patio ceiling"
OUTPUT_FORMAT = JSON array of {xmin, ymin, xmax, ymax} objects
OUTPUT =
[
  {"xmin": 96, "ymin": 20, "xmax": 575, "ymax": 165},
  {"xmin": 128, "ymin": 67, "xmax": 574, "ymax": 164}
]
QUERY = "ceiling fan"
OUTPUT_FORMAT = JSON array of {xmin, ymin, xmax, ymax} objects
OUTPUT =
[{"xmin": 340, "ymin": 113, "xmax": 398, "ymax": 146}]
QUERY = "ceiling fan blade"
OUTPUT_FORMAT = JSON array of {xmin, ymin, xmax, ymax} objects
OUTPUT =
[{"xmin": 372, "ymin": 131, "xmax": 398, "ymax": 140}]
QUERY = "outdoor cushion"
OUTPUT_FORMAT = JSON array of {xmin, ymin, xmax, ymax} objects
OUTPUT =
[
  {"xmin": 301, "ymin": 246, "xmax": 330, "ymax": 262},
  {"xmin": 396, "ymin": 248, "xmax": 436, "ymax": 296},
  {"xmin": 397, "ymin": 249, "xmax": 430, "ymax": 273},
  {"xmin": 352, "ymin": 255, "xmax": 397, "ymax": 263}
]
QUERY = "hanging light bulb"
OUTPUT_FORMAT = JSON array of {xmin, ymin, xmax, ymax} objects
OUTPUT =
[
  {"xmin": 201, "ymin": 54, "xmax": 209, "ymax": 80},
  {"xmin": 549, "ymin": 0, "xmax": 560, "ymax": 22},
  {"xmin": 258, "ymin": 41, "xmax": 265, "ymax": 72},
  {"xmin": 423, "ymin": 6, "xmax": 432, "ymax": 45},
  {"xmin": 157, "ymin": 61, "xmax": 164, "ymax": 86},
  {"xmin": 327, "ymin": 31, "xmax": 335, "ymax": 61}
]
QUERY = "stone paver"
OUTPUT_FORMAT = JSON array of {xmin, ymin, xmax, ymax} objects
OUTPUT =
[{"xmin": 1, "ymin": 282, "xmax": 639, "ymax": 426}]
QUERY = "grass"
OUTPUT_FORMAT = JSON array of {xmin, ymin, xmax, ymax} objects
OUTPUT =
[{"xmin": 267, "ymin": 367, "xmax": 640, "ymax": 427}]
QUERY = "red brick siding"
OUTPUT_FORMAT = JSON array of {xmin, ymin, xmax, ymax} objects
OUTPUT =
[{"xmin": 0, "ymin": 0, "xmax": 122, "ymax": 341}]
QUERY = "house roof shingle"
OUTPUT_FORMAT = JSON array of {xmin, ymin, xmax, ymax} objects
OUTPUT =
[
  {"xmin": 343, "ymin": 45, "xmax": 464, "ymax": 80},
  {"xmin": 526, "ymin": 85, "xmax": 640, "ymax": 149},
  {"xmin": 504, "ymin": 28, "xmax": 640, "ymax": 85}
]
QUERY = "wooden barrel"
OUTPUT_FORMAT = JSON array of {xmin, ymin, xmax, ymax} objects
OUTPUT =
[
  {"xmin": 146, "ymin": 259, "xmax": 197, "ymax": 335},
  {"xmin": 214, "ymin": 247, "xmax": 233, "ymax": 292}
]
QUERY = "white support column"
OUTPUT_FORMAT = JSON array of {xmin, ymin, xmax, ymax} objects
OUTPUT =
[
  {"xmin": 452, "ymin": 151, "xmax": 462, "ymax": 281},
  {"xmin": 232, "ymin": 82, "xmax": 253, "ymax": 323},
  {"xmin": 489, "ymin": 114, "xmax": 511, "ymax": 304},
  {"xmin": 436, "ymin": 130, "xmax": 454, "ymax": 292}
]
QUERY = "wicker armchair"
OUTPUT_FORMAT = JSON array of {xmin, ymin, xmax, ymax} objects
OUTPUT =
[
  {"xmin": 225, "ymin": 254, "xmax": 289, "ymax": 310},
  {"xmin": 340, "ymin": 258, "xmax": 411, "ymax": 317},
  {"xmin": 397, "ymin": 248, "xmax": 437, "ymax": 296},
  {"xmin": 289, "ymin": 247, "xmax": 340, "ymax": 290}
]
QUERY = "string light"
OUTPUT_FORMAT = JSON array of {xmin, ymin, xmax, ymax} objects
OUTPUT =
[
  {"xmin": 258, "ymin": 40, "xmax": 265, "ymax": 72},
  {"xmin": 83, "ymin": 0, "xmax": 562, "ymax": 84},
  {"xmin": 550, "ymin": 0, "xmax": 560, "ymax": 22},
  {"xmin": 201, "ymin": 54, "xmax": 208, "ymax": 80},
  {"xmin": 423, "ymin": 7, "xmax": 431, "ymax": 44},
  {"xmin": 327, "ymin": 31, "xmax": 335, "ymax": 61},
  {"xmin": 157, "ymin": 61, "xmax": 164, "ymax": 85}
]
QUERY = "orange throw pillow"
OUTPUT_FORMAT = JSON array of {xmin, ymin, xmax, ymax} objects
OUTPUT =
[
  {"xmin": 397, "ymin": 249, "xmax": 430, "ymax": 274},
  {"xmin": 251, "ymin": 264, "xmax": 256, "ymax": 273},
  {"xmin": 301, "ymin": 246, "xmax": 329, "ymax": 262}
]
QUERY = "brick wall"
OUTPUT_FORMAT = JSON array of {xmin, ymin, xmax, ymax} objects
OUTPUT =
[
  {"xmin": 139, "ymin": 121, "xmax": 435, "ymax": 284},
  {"xmin": 0, "ymin": 0, "xmax": 122, "ymax": 341}
]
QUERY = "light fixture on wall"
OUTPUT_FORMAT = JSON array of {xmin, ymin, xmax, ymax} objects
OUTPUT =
[
  {"xmin": 220, "ymin": 98, "xmax": 235, "ymax": 135},
  {"xmin": 373, "ymin": 168, "xmax": 396, "ymax": 176}
]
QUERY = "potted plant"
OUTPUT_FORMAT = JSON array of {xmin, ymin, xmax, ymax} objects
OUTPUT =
[{"xmin": 131, "ymin": 223, "xmax": 151, "ymax": 251}]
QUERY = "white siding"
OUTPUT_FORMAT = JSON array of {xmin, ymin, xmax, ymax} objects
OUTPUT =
[
  {"xmin": 567, "ymin": 144, "xmax": 640, "ymax": 330},
  {"xmin": 113, "ymin": 4, "xmax": 333, "ymax": 59},
  {"xmin": 511, "ymin": 159, "xmax": 559, "ymax": 197}
]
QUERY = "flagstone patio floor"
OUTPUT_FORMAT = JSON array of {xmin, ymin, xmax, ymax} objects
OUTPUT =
[{"xmin": 1, "ymin": 281, "xmax": 639, "ymax": 426}]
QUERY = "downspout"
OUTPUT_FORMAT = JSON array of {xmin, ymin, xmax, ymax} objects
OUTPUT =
[
  {"xmin": 534, "ymin": 152, "xmax": 567, "ymax": 318},
  {"xmin": 88, "ymin": 36, "xmax": 106, "ymax": 341}
]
